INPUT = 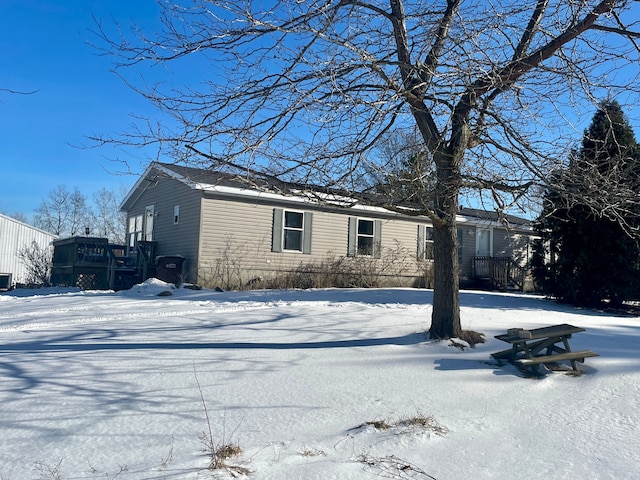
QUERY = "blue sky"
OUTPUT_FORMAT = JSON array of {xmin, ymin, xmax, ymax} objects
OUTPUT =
[{"xmin": 0, "ymin": 0, "xmax": 161, "ymax": 219}]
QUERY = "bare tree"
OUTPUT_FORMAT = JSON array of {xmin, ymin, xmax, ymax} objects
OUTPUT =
[
  {"xmin": 95, "ymin": 0, "xmax": 640, "ymax": 338},
  {"xmin": 0, "ymin": 207, "xmax": 29, "ymax": 224},
  {"xmin": 91, "ymin": 187, "xmax": 126, "ymax": 243},
  {"xmin": 9, "ymin": 212, "xmax": 30, "ymax": 224},
  {"xmin": 34, "ymin": 186, "xmax": 91, "ymax": 237},
  {"xmin": 33, "ymin": 185, "xmax": 70, "ymax": 236},
  {"xmin": 68, "ymin": 188, "xmax": 90, "ymax": 236}
]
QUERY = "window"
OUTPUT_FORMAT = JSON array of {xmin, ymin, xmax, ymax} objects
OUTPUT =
[
  {"xmin": 348, "ymin": 218, "xmax": 381, "ymax": 258},
  {"xmin": 272, "ymin": 208, "xmax": 313, "ymax": 254},
  {"xmin": 417, "ymin": 225, "xmax": 435, "ymax": 260},
  {"xmin": 173, "ymin": 205, "xmax": 180, "ymax": 224},
  {"xmin": 128, "ymin": 214, "xmax": 143, "ymax": 248},
  {"xmin": 357, "ymin": 219, "xmax": 375, "ymax": 255},
  {"xmin": 283, "ymin": 210, "xmax": 304, "ymax": 251},
  {"xmin": 418, "ymin": 225, "xmax": 461, "ymax": 263}
]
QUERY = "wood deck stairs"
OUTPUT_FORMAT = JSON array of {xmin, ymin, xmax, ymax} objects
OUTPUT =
[{"xmin": 473, "ymin": 256, "xmax": 526, "ymax": 291}]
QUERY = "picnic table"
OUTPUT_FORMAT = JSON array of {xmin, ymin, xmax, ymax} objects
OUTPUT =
[{"xmin": 491, "ymin": 323, "xmax": 598, "ymax": 374}]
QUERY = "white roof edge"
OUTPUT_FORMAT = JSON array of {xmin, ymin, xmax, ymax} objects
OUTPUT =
[
  {"xmin": 0, "ymin": 212, "xmax": 58, "ymax": 238},
  {"xmin": 125, "ymin": 163, "xmax": 532, "ymax": 229},
  {"xmin": 120, "ymin": 162, "xmax": 196, "ymax": 211},
  {"xmin": 119, "ymin": 164, "xmax": 154, "ymax": 211},
  {"xmin": 154, "ymin": 162, "xmax": 204, "ymax": 189},
  {"xmin": 120, "ymin": 162, "xmax": 222, "ymax": 212}
]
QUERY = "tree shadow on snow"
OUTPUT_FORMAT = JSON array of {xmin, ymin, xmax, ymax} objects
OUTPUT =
[{"xmin": 0, "ymin": 332, "xmax": 427, "ymax": 354}]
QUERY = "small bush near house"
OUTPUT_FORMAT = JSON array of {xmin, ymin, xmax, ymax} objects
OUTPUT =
[{"xmin": 18, "ymin": 241, "xmax": 53, "ymax": 287}]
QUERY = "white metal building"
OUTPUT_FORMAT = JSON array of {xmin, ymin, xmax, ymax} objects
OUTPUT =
[{"xmin": 0, "ymin": 213, "xmax": 57, "ymax": 288}]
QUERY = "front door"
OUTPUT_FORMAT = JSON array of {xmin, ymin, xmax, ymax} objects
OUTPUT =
[{"xmin": 476, "ymin": 228, "xmax": 492, "ymax": 257}]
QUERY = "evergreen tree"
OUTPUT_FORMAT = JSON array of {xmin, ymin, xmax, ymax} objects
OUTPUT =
[
  {"xmin": 373, "ymin": 150, "xmax": 436, "ymax": 209},
  {"xmin": 533, "ymin": 101, "xmax": 640, "ymax": 307}
]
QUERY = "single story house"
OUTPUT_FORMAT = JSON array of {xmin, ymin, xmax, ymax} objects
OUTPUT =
[
  {"xmin": 0, "ymin": 213, "xmax": 57, "ymax": 290},
  {"xmin": 120, "ymin": 162, "xmax": 535, "ymax": 290}
]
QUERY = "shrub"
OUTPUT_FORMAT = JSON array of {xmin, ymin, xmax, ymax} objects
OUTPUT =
[{"xmin": 18, "ymin": 241, "xmax": 53, "ymax": 286}]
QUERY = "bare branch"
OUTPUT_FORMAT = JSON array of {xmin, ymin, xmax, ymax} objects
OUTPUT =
[{"xmin": 0, "ymin": 87, "xmax": 38, "ymax": 95}]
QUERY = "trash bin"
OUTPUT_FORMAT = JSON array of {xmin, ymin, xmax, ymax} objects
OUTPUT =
[{"xmin": 155, "ymin": 255, "xmax": 185, "ymax": 285}]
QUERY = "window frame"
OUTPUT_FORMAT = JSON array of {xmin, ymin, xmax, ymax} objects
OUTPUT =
[
  {"xmin": 127, "ymin": 214, "xmax": 143, "ymax": 248},
  {"xmin": 357, "ymin": 218, "xmax": 375, "ymax": 256},
  {"xmin": 173, "ymin": 205, "xmax": 180, "ymax": 224},
  {"xmin": 418, "ymin": 225, "xmax": 462, "ymax": 264},
  {"xmin": 272, "ymin": 208, "xmax": 313, "ymax": 254},
  {"xmin": 348, "ymin": 217, "xmax": 382, "ymax": 258},
  {"xmin": 282, "ymin": 209, "xmax": 305, "ymax": 252},
  {"xmin": 418, "ymin": 225, "xmax": 435, "ymax": 261}
]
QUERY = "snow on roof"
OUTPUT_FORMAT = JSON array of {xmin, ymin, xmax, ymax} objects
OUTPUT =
[{"xmin": 123, "ymin": 162, "xmax": 533, "ymax": 229}]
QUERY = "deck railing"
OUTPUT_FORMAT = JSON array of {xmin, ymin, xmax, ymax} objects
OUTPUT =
[
  {"xmin": 52, "ymin": 236, "xmax": 156, "ymax": 290},
  {"xmin": 106, "ymin": 241, "xmax": 156, "ymax": 290},
  {"xmin": 473, "ymin": 256, "xmax": 526, "ymax": 291},
  {"xmin": 51, "ymin": 237, "xmax": 110, "ymax": 289}
]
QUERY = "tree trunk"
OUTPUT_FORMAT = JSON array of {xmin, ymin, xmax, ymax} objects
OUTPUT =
[
  {"xmin": 431, "ymin": 219, "xmax": 461, "ymax": 338},
  {"xmin": 429, "ymin": 148, "xmax": 463, "ymax": 339}
]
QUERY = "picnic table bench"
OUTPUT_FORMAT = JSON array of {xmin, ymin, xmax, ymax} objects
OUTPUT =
[{"xmin": 492, "ymin": 323, "xmax": 598, "ymax": 374}]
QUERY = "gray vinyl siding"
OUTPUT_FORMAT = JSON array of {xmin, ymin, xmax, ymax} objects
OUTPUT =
[
  {"xmin": 493, "ymin": 229, "xmax": 511, "ymax": 257},
  {"xmin": 196, "ymin": 197, "xmax": 426, "ymax": 287},
  {"xmin": 198, "ymin": 198, "xmax": 275, "ymax": 285},
  {"xmin": 495, "ymin": 230, "xmax": 531, "ymax": 267},
  {"xmin": 311, "ymin": 210, "xmax": 350, "ymax": 256},
  {"xmin": 126, "ymin": 178, "xmax": 202, "ymax": 282}
]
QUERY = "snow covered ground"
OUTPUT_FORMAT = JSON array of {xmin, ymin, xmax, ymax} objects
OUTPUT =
[{"xmin": 1, "ymin": 281, "xmax": 638, "ymax": 479}]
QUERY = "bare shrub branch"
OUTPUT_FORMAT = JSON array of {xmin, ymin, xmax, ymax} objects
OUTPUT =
[
  {"xmin": 357, "ymin": 453, "xmax": 438, "ymax": 479},
  {"xmin": 18, "ymin": 241, "xmax": 53, "ymax": 286},
  {"xmin": 193, "ymin": 363, "xmax": 250, "ymax": 475}
]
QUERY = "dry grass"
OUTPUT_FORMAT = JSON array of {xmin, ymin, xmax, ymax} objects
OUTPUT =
[
  {"xmin": 364, "ymin": 419, "xmax": 393, "ymax": 430},
  {"xmin": 194, "ymin": 364, "xmax": 250, "ymax": 476},
  {"xmin": 396, "ymin": 412, "xmax": 449, "ymax": 436},
  {"xmin": 353, "ymin": 411, "xmax": 448, "ymax": 437},
  {"xmin": 207, "ymin": 442, "xmax": 248, "ymax": 475},
  {"xmin": 300, "ymin": 448, "xmax": 327, "ymax": 457},
  {"xmin": 459, "ymin": 330, "xmax": 486, "ymax": 347}
]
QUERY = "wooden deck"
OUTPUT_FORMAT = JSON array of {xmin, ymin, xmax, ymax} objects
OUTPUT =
[{"xmin": 51, "ymin": 236, "xmax": 156, "ymax": 290}]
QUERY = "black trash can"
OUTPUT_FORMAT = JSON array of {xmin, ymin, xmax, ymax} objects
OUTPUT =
[{"xmin": 155, "ymin": 255, "xmax": 185, "ymax": 285}]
